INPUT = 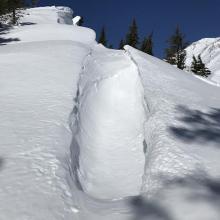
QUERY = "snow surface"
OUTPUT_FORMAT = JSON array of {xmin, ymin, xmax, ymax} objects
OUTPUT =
[
  {"xmin": 0, "ymin": 6, "xmax": 96, "ymax": 220},
  {"xmin": 185, "ymin": 37, "xmax": 220, "ymax": 84},
  {"xmin": 72, "ymin": 45, "xmax": 146, "ymax": 199},
  {"xmin": 72, "ymin": 16, "xmax": 81, "ymax": 26},
  {"xmin": 1, "ymin": 5, "xmax": 220, "ymax": 220}
]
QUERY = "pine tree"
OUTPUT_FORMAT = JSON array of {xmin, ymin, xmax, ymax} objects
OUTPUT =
[
  {"xmin": 119, "ymin": 39, "xmax": 125, "ymax": 49},
  {"xmin": 177, "ymin": 50, "xmax": 186, "ymax": 70},
  {"xmin": 141, "ymin": 32, "xmax": 153, "ymax": 55},
  {"xmin": 191, "ymin": 55, "xmax": 199, "ymax": 73},
  {"xmin": 165, "ymin": 26, "xmax": 188, "ymax": 70},
  {"xmin": 0, "ymin": 0, "xmax": 9, "ymax": 15},
  {"xmin": 98, "ymin": 26, "xmax": 107, "ymax": 46},
  {"xmin": 6, "ymin": 0, "xmax": 26, "ymax": 24},
  {"xmin": 125, "ymin": 18, "xmax": 139, "ymax": 48},
  {"xmin": 191, "ymin": 55, "xmax": 211, "ymax": 77}
]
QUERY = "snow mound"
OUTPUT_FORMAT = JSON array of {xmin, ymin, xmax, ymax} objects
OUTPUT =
[
  {"xmin": 1, "ymin": 6, "xmax": 96, "ymax": 45},
  {"xmin": 71, "ymin": 46, "xmax": 147, "ymax": 200},
  {"xmin": 185, "ymin": 37, "xmax": 220, "ymax": 83}
]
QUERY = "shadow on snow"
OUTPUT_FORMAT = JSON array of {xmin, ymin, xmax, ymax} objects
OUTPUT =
[
  {"xmin": 0, "ymin": 26, "xmax": 20, "ymax": 45},
  {"xmin": 169, "ymin": 105, "xmax": 220, "ymax": 145}
]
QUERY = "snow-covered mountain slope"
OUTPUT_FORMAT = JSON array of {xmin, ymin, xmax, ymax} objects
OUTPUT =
[
  {"xmin": 0, "ymin": 6, "xmax": 96, "ymax": 220},
  {"xmin": 126, "ymin": 46, "xmax": 220, "ymax": 191},
  {"xmin": 1, "ymin": 5, "xmax": 220, "ymax": 220},
  {"xmin": 1, "ymin": 6, "xmax": 94, "ymax": 44},
  {"xmin": 185, "ymin": 37, "xmax": 220, "ymax": 83},
  {"xmin": 69, "ymin": 45, "xmax": 220, "ymax": 220}
]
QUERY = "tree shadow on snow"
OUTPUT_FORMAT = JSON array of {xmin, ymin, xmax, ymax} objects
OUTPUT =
[
  {"xmin": 169, "ymin": 105, "xmax": 220, "ymax": 145},
  {"xmin": 162, "ymin": 173, "xmax": 220, "ymax": 215},
  {"xmin": 0, "ymin": 37, "xmax": 20, "ymax": 45},
  {"xmin": 19, "ymin": 22, "xmax": 37, "ymax": 26},
  {"xmin": 130, "ymin": 173, "xmax": 220, "ymax": 220},
  {"xmin": 0, "ymin": 26, "xmax": 20, "ymax": 45},
  {"xmin": 128, "ymin": 196, "xmax": 173, "ymax": 220}
]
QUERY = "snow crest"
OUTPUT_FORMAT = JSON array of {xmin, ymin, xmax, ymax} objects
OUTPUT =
[{"xmin": 70, "ymin": 46, "xmax": 147, "ymax": 200}]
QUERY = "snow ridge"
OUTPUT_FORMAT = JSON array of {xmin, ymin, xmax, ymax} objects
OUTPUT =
[
  {"xmin": 123, "ymin": 45, "xmax": 153, "ymax": 192},
  {"xmin": 69, "ymin": 45, "xmax": 148, "ymax": 200}
]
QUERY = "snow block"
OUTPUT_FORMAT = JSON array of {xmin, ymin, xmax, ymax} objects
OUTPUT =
[
  {"xmin": 56, "ymin": 7, "xmax": 74, "ymax": 25},
  {"xmin": 73, "ymin": 47, "xmax": 146, "ymax": 199}
]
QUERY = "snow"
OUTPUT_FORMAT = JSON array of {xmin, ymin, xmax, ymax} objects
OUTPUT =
[
  {"xmin": 72, "ymin": 45, "xmax": 146, "ymax": 199},
  {"xmin": 1, "ymin": 5, "xmax": 220, "ymax": 220},
  {"xmin": 0, "ymin": 6, "xmax": 96, "ymax": 220},
  {"xmin": 124, "ymin": 46, "xmax": 220, "ymax": 219},
  {"xmin": 73, "ymin": 16, "xmax": 81, "ymax": 25},
  {"xmin": 185, "ymin": 37, "xmax": 220, "ymax": 83},
  {"xmin": 20, "ymin": 6, "xmax": 73, "ymax": 25}
]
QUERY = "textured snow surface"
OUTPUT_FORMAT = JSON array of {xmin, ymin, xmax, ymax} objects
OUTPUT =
[
  {"xmin": 185, "ymin": 37, "xmax": 220, "ymax": 84},
  {"xmin": 0, "ymin": 41, "xmax": 90, "ymax": 220},
  {"xmin": 0, "ymin": 6, "xmax": 96, "ymax": 220},
  {"xmin": 1, "ymin": 6, "xmax": 220, "ymax": 220},
  {"xmin": 72, "ymin": 45, "xmax": 146, "ymax": 199}
]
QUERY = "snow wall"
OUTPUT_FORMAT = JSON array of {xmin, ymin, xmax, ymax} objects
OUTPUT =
[
  {"xmin": 71, "ymin": 47, "xmax": 147, "ymax": 200},
  {"xmin": 56, "ymin": 7, "xmax": 73, "ymax": 25}
]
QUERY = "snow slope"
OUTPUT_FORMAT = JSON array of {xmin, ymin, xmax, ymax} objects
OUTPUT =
[
  {"xmin": 0, "ymin": 6, "xmax": 96, "ymax": 220},
  {"xmin": 1, "ymin": 5, "xmax": 220, "ymax": 220},
  {"xmin": 185, "ymin": 37, "xmax": 220, "ymax": 83},
  {"xmin": 125, "ymin": 46, "xmax": 220, "ymax": 220},
  {"xmin": 68, "ymin": 45, "xmax": 220, "ymax": 220}
]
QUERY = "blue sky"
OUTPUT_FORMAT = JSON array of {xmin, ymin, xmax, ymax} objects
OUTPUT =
[{"xmin": 38, "ymin": 0, "xmax": 220, "ymax": 57}]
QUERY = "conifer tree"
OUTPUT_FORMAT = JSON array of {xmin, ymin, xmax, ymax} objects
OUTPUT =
[
  {"xmin": 191, "ymin": 55, "xmax": 211, "ymax": 77},
  {"xmin": 0, "ymin": 0, "xmax": 9, "ymax": 15},
  {"xmin": 165, "ymin": 26, "xmax": 188, "ymax": 70},
  {"xmin": 125, "ymin": 18, "xmax": 139, "ymax": 48},
  {"xmin": 191, "ymin": 55, "xmax": 199, "ymax": 73},
  {"xmin": 98, "ymin": 26, "xmax": 107, "ymax": 46},
  {"xmin": 119, "ymin": 39, "xmax": 125, "ymax": 49},
  {"xmin": 141, "ymin": 32, "xmax": 153, "ymax": 55},
  {"xmin": 5, "ymin": 0, "xmax": 25, "ymax": 24}
]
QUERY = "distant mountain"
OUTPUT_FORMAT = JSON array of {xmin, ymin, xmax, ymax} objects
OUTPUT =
[{"xmin": 185, "ymin": 37, "xmax": 220, "ymax": 83}]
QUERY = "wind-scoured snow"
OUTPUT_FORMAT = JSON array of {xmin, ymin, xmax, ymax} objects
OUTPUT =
[{"xmin": 185, "ymin": 37, "xmax": 220, "ymax": 84}]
